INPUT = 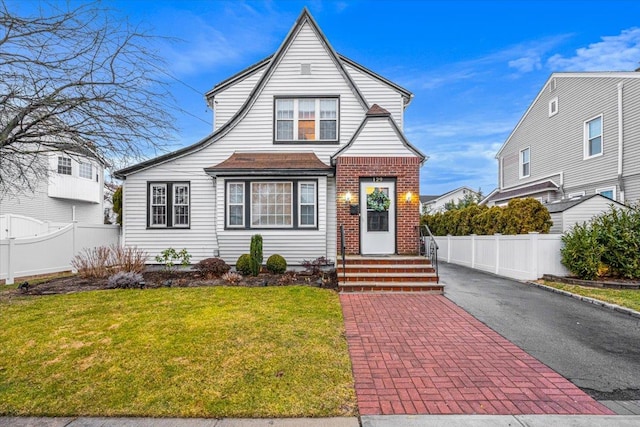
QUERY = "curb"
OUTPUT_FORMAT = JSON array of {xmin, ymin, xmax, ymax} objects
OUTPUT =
[{"xmin": 527, "ymin": 281, "xmax": 640, "ymax": 319}]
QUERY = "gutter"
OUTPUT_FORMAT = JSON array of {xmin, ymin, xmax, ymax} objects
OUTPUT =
[{"xmin": 617, "ymin": 81, "xmax": 625, "ymax": 203}]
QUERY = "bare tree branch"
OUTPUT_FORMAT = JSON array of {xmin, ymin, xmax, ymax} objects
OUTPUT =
[{"xmin": 0, "ymin": 0, "xmax": 178, "ymax": 198}]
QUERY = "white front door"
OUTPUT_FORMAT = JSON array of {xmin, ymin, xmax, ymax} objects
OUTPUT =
[{"xmin": 360, "ymin": 180, "xmax": 395, "ymax": 255}]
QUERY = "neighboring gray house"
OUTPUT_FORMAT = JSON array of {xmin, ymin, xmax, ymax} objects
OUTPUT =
[
  {"xmin": 485, "ymin": 72, "xmax": 640, "ymax": 206},
  {"xmin": 546, "ymin": 194, "xmax": 626, "ymax": 234}
]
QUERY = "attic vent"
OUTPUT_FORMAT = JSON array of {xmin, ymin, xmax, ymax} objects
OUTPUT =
[
  {"xmin": 301, "ymin": 63, "xmax": 311, "ymax": 75},
  {"xmin": 549, "ymin": 77, "xmax": 557, "ymax": 92}
]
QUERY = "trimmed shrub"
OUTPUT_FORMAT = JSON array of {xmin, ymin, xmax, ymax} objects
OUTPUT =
[
  {"xmin": 249, "ymin": 234, "xmax": 263, "ymax": 276},
  {"xmin": 266, "ymin": 254, "xmax": 287, "ymax": 274},
  {"xmin": 108, "ymin": 271, "xmax": 144, "ymax": 289},
  {"xmin": 235, "ymin": 254, "xmax": 252, "ymax": 275},
  {"xmin": 561, "ymin": 222, "xmax": 603, "ymax": 280},
  {"xmin": 501, "ymin": 198, "xmax": 552, "ymax": 234},
  {"xmin": 422, "ymin": 198, "xmax": 551, "ymax": 236},
  {"xmin": 196, "ymin": 257, "xmax": 230, "ymax": 279}
]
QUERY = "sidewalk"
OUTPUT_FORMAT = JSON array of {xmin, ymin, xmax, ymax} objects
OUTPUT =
[{"xmin": 340, "ymin": 293, "xmax": 612, "ymax": 416}]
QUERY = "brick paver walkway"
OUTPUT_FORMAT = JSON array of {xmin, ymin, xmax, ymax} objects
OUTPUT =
[{"xmin": 340, "ymin": 294, "xmax": 615, "ymax": 416}]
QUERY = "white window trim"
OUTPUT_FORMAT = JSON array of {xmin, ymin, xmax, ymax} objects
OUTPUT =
[
  {"xmin": 149, "ymin": 183, "xmax": 168, "ymax": 228},
  {"xmin": 57, "ymin": 157, "xmax": 72, "ymax": 175},
  {"xmin": 250, "ymin": 181, "xmax": 294, "ymax": 229},
  {"xmin": 567, "ymin": 191, "xmax": 585, "ymax": 199},
  {"xmin": 584, "ymin": 114, "xmax": 603, "ymax": 160},
  {"xmin": 79, "ymin": 162, "xmax": 93, "ymax": 180},
  {"xmin": 275, "ymin": 97, "xmax": 338, "ymax": 142},
  {"xmin": 172, "ymin": 184, "xmax": 190, "ymax": 228},
  {"xmin": 226, "ymin": 182, "xmax": 245, "ymax": 228},
  {"xmin": 298, "ymin": 181, "xmax": 317, "ymax": 228},
  {"xmin": 519, "ymin": 147, "xmax": 530, "ymax": 179},
  {"xmin": 548, "ymin": 97, "xmax": 558, "ymax": 117},
  {"xmin": 596, "ymin": 186, "xmax": 616, "ymax": 200}
]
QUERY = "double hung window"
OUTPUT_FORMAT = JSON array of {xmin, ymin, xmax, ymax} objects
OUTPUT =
[
  {"xmin": 520, "ymin": 147, "xmax": 530, "ymax": 178},
  {"xmin": 584, "ymin": 115, "xmax": 603, "ymax": 158},
  {"xmin": 226, "ymin": 180, "xmax": 317, "ymax": 229},
  {"xmin": 57, "ymin": 157, "xmax": 72, "ymax": 175},
  {"xmin": 275, "ymin": 98, "xmax": 338, "ymax": 142},
  {"xmin": 148, "ymin": 182, "xmax": 190, "ymax": 228}
]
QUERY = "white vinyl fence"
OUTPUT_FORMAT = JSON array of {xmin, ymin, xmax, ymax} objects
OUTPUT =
[
  {"xmin": 0, "ymin": 214, "xmax": 68, "ymax": 239},
  {"xmin": 434, "ymin": 233, "xmax": 569, "ymax": 281},
  {"xmin": 0, "ymin": 223, "xmax": 120, "ymax": 284}
]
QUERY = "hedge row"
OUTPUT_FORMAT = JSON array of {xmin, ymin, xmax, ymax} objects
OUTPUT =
[
  {"xmin": 422, "ymin": 198, "xmax": 552, "ymax": 236},
  {"xmin": 561, "ymin": 204, "xmax": 640, "ymax": 280}
]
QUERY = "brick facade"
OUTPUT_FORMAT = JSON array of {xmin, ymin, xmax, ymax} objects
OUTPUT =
[{"xmin": 336, "ymin": 156, "xmax": 421, "ymax": 255}]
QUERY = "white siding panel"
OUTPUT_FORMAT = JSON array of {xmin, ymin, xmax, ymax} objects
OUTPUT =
[
  {"xmin": 213, "ymin": 69, "xmax": 266, "ymax": 131},
  {"xmin": 549, "ymin": 212, "xmax": 563, "ymax": 234},
  {"xmin": 343, "ymin": 63, "xmax": 404, "ymax": 128},
  {"xmin": 339, "ymin": 118, "xmax": 415, "ymax": 157},
  {"xmin": 326, "ymin": 177, "xmax": 337, "ymax": 263},
  {"xmin": 562, "ymin": 197, "xmax": 621, "ymax": 232},
  {"xmin": 123, "ymin": 164, "xmax": 217, "ymax": 263}
]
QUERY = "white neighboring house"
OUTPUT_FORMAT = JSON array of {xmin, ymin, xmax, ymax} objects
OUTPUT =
[
  {"xmin": 420, "ymin": 186, "xmax": 479, "ymax": 214},
  {"xmin": 0, "ymin": 151, "xmax": 106, "ymax": 226},
  {"xmin": 486, "ymin": 72, "xmax": 640, "ymax": 207},
  {"xmin": 114, "ymin": 9, "xmax": 427, "ymax": 265}
]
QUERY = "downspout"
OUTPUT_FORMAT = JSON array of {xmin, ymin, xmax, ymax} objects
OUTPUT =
[{"xmin": 617, "ymin": 81, "xmax": 625, "ymax": 203}]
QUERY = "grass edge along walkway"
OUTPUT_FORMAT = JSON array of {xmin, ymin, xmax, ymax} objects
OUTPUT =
[{"xmin": 0, "ymin": 286, "xmax": 356, "ymax": 418}]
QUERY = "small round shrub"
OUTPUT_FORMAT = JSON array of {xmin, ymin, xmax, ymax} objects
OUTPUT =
[
  {"xmin": 266, "ymin": 254, "xmax": 287, "ymax": 274},
  {"xmin": 235, "ymin": 254, "xmax": 252, "ymax": 275},
  {"xmin": 108, "ymin": 271, "xmax": 144, "ymax": 289},
  {"xmin": 196, "ymin": 257, "xmax": 230, "ymax": 278}
]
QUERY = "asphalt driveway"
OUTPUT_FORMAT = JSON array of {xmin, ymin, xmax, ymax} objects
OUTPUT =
[{"xmin": 439, "ymin": 262, "xmax": 640, "ymax": 401}]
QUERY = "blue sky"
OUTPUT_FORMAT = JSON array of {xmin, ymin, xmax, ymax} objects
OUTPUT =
[{"xmin": 15, "ymin": 0, "xmax": 640, "ymax": 196}]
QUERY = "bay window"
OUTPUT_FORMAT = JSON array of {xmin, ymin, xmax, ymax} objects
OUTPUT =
[
  {"xmin": 226, "ymin": 179, "xmax": 317, "ymax": 229},
  {"xmin": 275, "ymin": 97, "xmax": 338, "ymax": 142}
]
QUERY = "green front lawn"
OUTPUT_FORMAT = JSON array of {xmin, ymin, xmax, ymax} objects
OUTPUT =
[
  {"xmin": 542, "ymin": 281, "xmax": 640, "ymax": 312},
  {"xmin": 0, "ymin": 286, "xmax": 356, "ymax": 417}
]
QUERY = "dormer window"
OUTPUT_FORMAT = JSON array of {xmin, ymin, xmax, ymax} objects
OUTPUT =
[{"xmin": 275, "ymin": 97, "xmax": 338, "ymax": 143}]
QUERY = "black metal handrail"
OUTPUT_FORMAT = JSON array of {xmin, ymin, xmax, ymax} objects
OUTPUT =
[
  {"xmin": 418, "ymin": 224, "xmax": 439, "ymax": 283},
  {"xmin": 340, "ymin": 224, "xmax": 346, "ymax": 284}
]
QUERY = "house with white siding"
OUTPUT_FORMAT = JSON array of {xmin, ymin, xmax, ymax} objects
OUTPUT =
[
  {"xmin": 486, "ymin": 72, "xmax": 640, "ymax": 208},
  {"xmin": 1, "ymin": 151, "xmax": 106, "ymax": 226},
  {"xmin": 420, "ymin": 186, "xmax": 480, "ymax": 214},
  {"xmin": 114, "ymin": 9, "xmax": 427, "ymax": 267}
]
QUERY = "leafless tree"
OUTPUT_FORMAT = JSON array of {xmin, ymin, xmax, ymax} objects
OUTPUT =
[{"xmin": 0, "ymin": 1, "xmax": 176, "ymax": 198}]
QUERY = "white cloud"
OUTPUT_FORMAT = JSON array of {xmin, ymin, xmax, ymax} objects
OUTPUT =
[
  {"xmin": 508, "ymin": 55, "xmax": 542, "ymax": 73},
  {"xmin": 548, "ymin": 27, "xmax": 640, "ymax": 71}
]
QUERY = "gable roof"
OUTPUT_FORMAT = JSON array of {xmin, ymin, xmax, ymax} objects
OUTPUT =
[
  {"xmin": 545, "ymin": 194, "xmax": 626, "ymax": 214},
  {"xmin": 114, "ymin": 8, "xmax": 370, "ymax": 179},
  {"xmin": 420, "ymin": 195, "xmax": 439, "ymax": 203},
  {"xmin": 484, "ymin": 180, "xmax": 559, "ymax": 204},
  {"xmin": 205, "ymin": 152, "xmax": 333, "ymax": 177},
  {"xmin": 495, "ymin": 71, "xmax": 640, "ymax": 159},
  {"xmin": 330, "ymin": 104, "xmax": 426, "ymax": 164}
]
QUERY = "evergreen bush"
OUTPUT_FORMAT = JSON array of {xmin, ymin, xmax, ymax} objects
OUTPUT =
[
  {"xmin": 235, "ymin": 254, "xmax": 252, "ymax": 275},
  {"xmin": 249, "ymin": 234, "xmax": 263, "ymax": 276},
  {"xmin": 266, "ymin": 254, "xmax": 287, "ymax": 274}
]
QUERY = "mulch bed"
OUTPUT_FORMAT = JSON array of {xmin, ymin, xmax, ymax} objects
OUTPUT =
[
  {"xmin": 5, "ymin": 269, "xmax": 338, "ymax": 298},
  {"xmin": 542, "ymin": 274, "xmax": 640, "ymax": 290}
]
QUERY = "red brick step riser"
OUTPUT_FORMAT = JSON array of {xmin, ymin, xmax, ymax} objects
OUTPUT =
[
  {"xmin": 341, "ymin": 276, "xmax": 439, "ymax": 283},
  {"xmin": 337, "ymin": 267, "xmax": 436, "ymax": 274}
]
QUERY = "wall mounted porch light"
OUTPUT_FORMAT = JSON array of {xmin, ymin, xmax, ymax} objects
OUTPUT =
[
  {"xmin": 345, "ymin": 191, "xmax": 352, "ymax": 204},
  {"xmin": 405, "ymin": 191, "xmax": 413, "ymax": 203}
]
